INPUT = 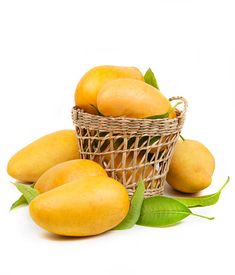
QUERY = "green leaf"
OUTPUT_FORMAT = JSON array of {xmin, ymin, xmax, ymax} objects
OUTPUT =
[
  {"xmin": 13, "ymin": 183, "xmax": 39, "ymax": 204},
  {"xmin": 114, "ymin": 181, "xmax": 145, "ymax": 230},
  {"xmin": 174, "ymin": 176, "xmax": 230, "ymax": 208},
  {"xmin": 145, "ymin": 112, "xmax": 169, "ymax": 119},
  {"xmin": 10, "ymin": 182, "xmax": 36, "ymax": 210},
  {"xmin": 144, "ymin": 68, "xmax": 160, "ymax": 89},
  {"xmin": 137, "ymin": 196, "xmax": 214, "ymax": 227},
  {"xmin": 149, "ymin": 136, "xmax": 160, "ymax": 145},
  {"xmin": 145, "ymin": 101, "xmax": 182, "ymax": 120},
  {"xmin": 10, "ymin": 195, "xmax": 27, "ymax": 211},
  {"xmin": 114, "ymin": 137, "xmax": 124, "ymax": 150}
]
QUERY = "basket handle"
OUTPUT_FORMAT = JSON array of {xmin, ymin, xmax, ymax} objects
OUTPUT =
[{"xmin": 169, "ymin": 96, "xmax": 188, "ymax": 117}]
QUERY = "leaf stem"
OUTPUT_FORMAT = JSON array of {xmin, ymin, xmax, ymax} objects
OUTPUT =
[
  {"xmin": 180, "ymin": 134, "xmax": 185, "ymax": 141},
  {"xmin": 219, "ymin": 176, "xmax": 230, "ymax": 192},
  {"xmin": 172, "ymin": 101, "xmax": 182, "ymax": 110},
  {"xmin": 191, "ymin": 212, "xmax": 214, "ymax": 220}
]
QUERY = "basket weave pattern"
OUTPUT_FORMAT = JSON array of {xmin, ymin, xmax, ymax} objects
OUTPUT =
[{"xmin": 72, "ymin": 96, "xmax": 187, "ymax": 197}]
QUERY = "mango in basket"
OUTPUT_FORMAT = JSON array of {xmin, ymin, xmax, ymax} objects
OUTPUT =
[
  {"xmin": 97, "ymin": 78, "xmax": 172, "ymax": 118},
  {"xmin": 7, "ymin": 130, "xmax": 80, "ymax": 182},
  {"xmin": 100, "ymin": 152, "xmax": 158, "ymax": 188},
  {"xmin": 75, "ymin": 65, "xmax": 143, "ymax": 114},
  {"xmin": 35, "ymin": 159, "xmax": 107, "ymax": 193},
  {"xmin": 29, "ymin": 176, "xmax": 129, "ymax": 236},
  {"xmin": 167, "ymin": 139, "xmax": 215, "ymax": 193}
]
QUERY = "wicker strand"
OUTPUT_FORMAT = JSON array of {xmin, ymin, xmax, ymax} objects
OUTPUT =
[{"xmin": 72, "ymin": 96, "xmax": 187, "ymax": 197}]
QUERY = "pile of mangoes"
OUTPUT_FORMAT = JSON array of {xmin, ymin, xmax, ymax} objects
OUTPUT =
[
  {"xmin": 7, "ymin": 65, "xmax": 215, "ymax": 237},
  {"xmin": 75, "ymin": 65, "xmax": 175, "ymax": 118}
]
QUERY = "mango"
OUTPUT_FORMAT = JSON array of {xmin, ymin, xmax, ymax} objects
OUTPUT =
[
  {"xmin": 35, "ymin": 159, "xmax": 107, "ymax": 193},
  {"xmin": 75, "ymin": 65, "xmax": 143, "ymax": 114},
  {"xmin": 167, "ymin": 139, "xmax": 215, "ymax": 193},
  {"xmin": 97, "ymin": 78, "xmax": 172, "ymax": 118},
  {"xmin": 29, "ymin": 176, "xmax": 129, "ymax": 236},
  {"xmin": 100, "ymin": 152, "xmax": 157, "ymax": 188},
  {"xmin": 169, "ymin": 110, "xmax": 177, "ymax": 118},
  {"xmin": 7, "ymin": 130, "xmax": 80, "ymax": 182}
]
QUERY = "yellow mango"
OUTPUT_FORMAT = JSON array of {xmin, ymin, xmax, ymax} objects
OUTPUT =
[
  {"xmin": 100, "ymin": 152, "xmax": 157, "ymax": 188},
  {"xmin": 75, "ymin": 65, "xmax": 143, "ymax": 114},
  {"xmin": 169, "ymin": 110, "xmax": 177, "ymax": 118},
  {"xmin": 35, "ymin": 159, "xmax": 107, "ymax": 193},
  {"xmin": 29, "ymin": 176, "xmax": 129, "ymax": 236},
  {"xmin": 7, "ymin": 130, "xmax": 80, "ymax": 182},
  {"xmin": 167, "ymin": 139, "xmax": 215, "ymax": 193},
  {"xmin": 97, "ymin": 78, "xmax": 171, "ymax": 118}
]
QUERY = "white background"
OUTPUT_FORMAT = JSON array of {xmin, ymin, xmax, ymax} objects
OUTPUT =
[{"xmin": 0, "ymin": 0, "xmax": 234, "ymax": 274}]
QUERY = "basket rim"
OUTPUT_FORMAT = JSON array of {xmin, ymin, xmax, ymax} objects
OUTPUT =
[{"xmin": 72, "ymin": 96, "xmax": 187, "ymax": 123}]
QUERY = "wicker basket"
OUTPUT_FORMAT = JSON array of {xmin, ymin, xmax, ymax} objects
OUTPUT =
[{"xmin": 72, "ymin": 96, "xmax": 187, "ymax": 197}]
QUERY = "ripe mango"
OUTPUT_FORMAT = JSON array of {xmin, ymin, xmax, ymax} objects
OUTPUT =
[
  {"xmin": 97, "ymin": 78, "xmax": 171, "ymax": 118},
  {"xmin": 100, "ymin": 152, "xmax": 157, "ymax": 188},
  {"xmin": 75, "ymin": 65, "xmax": 143, "ymax": 114},
  {"xmin": 167, "ymin": 139, "xmax": 215, "ymax": 193},
  {"xmin": 29, "ymin": 176, "xmax": 129, "ymax": 236},
  {"xmin": 7, "ymin": 130, "xmax": 80, "ymax": 182},
  {"xmin": 35, "ymin": 159, "xmax": 107, "ymax": 193},
  {"xmin": 169, "ymin": 110, "xmax": 177, "ymax": 118}
]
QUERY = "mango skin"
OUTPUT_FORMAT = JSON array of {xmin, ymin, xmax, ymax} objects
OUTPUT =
[
  {"xmin": 7, "ymin": 130, "xmax": 80, "ymax": 182},
  {"xmin": 100, "ymin": 153, "xmax": 157, "ymax": 188},
  {"xmin": 75, "ymin": 65, "xmax": 143, "ymax": 114},
  {"xmin": 167, "ymin": 140, "xmax": 215, "ymax": 193},
  {"xmin": 97, "ymin": 78, "xmax": 171, "ymax": 118},
  {"xmin": 169, "ymin": 110, "xmax": 177, "ymax": 118},
  {"xmin": 35, "ymin": 159, "xmax": 107, "ymax": 193},
  {"xmin": 29, "ymin": 176, "xmax": 130, "ymax": 236}
]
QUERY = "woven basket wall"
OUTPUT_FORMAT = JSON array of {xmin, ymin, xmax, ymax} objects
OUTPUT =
[{"xmin": 72, "ymin": 96, "xmax": 187, "ymax": 197}]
